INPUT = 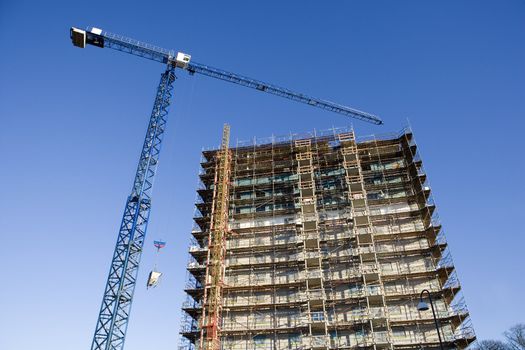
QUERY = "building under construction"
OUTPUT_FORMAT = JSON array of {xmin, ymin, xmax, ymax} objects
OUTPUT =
[{"xmin": 179, "ymin": 126, "xmax": 475, "ymax": 350}]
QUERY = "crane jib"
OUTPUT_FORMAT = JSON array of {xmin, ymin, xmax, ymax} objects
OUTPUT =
[
  {"xmin": 70, "ymin": 26, "xmax": 383, "ymax": 125},
  {"xmin": 186, "ymin": 62, "xmax": 383, "ymax": 125}
]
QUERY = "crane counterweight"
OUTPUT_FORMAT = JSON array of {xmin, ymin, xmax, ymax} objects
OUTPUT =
[{"xmin": 70, "ymin": 27, "xmax": 86, "ymax": 48}]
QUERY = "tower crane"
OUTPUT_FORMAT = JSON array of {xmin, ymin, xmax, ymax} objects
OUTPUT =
[{"xmin": 70, "ymin": 26, "xmax": 383, "ymax": 350}]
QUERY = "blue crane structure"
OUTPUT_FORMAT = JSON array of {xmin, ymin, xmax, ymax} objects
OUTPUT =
[{"xmin": 70, "ymin": 26, "xmax": 383, "ymax": 350}]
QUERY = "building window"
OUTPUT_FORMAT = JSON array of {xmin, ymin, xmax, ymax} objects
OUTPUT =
[
  {"xmin": 388, "ymin": 305, "xmax": 401, "ymax": 315},
  {"xmin": 392, "ymin": 327, "xmax": 406, "ymax": 338},
  {"xmin": 311, "ymin": 311, "xmax": 325, "ymax": 322},
  {"xmin": 238, "ymin": 192, "xmax": 252, "ymax": 199},
  {"xmin": 355, "ymin": 329, "xmax": 366, "ymax": 338},
  {"xmin": 254, "ymin": 335, "xmax": 266, "ymax": 349},
  {"xmin": 289, "ymin": 334, "xmax": 301, "ymax": 348}
]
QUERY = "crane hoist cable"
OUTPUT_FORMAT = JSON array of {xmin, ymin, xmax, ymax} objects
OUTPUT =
[{"xmin": 147, "ymin": 240, "xmax": 166, "ymax": 289}]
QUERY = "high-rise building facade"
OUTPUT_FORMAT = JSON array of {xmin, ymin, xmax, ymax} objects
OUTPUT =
[{"xmin": 180, "ymin": 127, "xmax": 475, "ymax": 350}]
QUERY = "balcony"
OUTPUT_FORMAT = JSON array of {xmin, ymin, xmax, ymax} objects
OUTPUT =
[
  {"xmin": 303, "ymin": 270, "xmax": 323, "ymax": 285},
  {"xmin": 324, "ymin": 268, "xmax": 361, "ymax": 282},
  {"xmin": 355, "ymin": 226, "xmax": 373, "ymax": 243},
  {"xmin": 361, "ymin": 263, "xmax": 380, "ymax": 282},
  {"xmin": 350, "ymin": 192, "xmax": 366, "ymax": 207},
  {"xmin": 373, "ymin": 332, "xmax": 390, "ymax": 345},
  {"xmin": 182, "ymin": 299, "xmax": 202, "ymax": 309},
  {"xmin": 191, "ymin": 227, "xmax": 205, "ymax": 238},
  {"xmin": 189, "ymin": 245, "xmax": 207, "ymax": 253},
  {"xmin": 382, "ymin": 264, "xmax": 436, "ymax": 277},
  {"xmin": 357, "ymin": 245, "xmax": 376, "ymax": 261},
  {"xmin": 304, "ymin": 335, "xmax": 328, "ymax": 349},
  {"xmin": 298, "ymin": 164, "xmax": 313, "ymax": 174},
  {"xmin": 369, "ymin": 307, "xmax": 387, "ymax": 323},
  {"xmin": 305, "ymin": 251, "xmax": 321, "ymax": 266},
  {"xmin": 307, "ymin": 289, "xmax": 325, "ymax": 305},
  {"xmin": 309, "ymin": 312, "xmax": 326, "ymax": 328},
  {"xmin": 384, "ymin": 285, "xmax": 439, "ymax": 298},
  {"xmin": 187, "ymin": 262, "xmax": 206, "ymax": 270},
  {"xmin": 302, "ymin": 213, "xmax": 318, "ymax": 223},
  {"xmin": 303, "ymin": 230, "xmax": 319, "ymax": 247}
]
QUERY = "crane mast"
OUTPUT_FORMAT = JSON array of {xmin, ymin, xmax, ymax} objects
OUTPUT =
[
  {"xmin": 70, "ymin": 25, "xmax": 382, "ymax": 350},
  {"xmin": 91, "ymin": 65, "xmax": 176, "ymax": 350}
]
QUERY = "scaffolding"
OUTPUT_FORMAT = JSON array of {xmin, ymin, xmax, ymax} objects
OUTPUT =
[
  {"xmin": 180, "ymin": 126, "xmax": 476, "ymax": 350},
  {"xmin": 199, "ymin": 124, "xmax": 232, "ymax": 350}
]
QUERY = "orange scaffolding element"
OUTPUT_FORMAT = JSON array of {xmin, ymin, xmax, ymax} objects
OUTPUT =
[{"xmin": 199, "ymin": 124, "xmax": 231, "ymax": 350}]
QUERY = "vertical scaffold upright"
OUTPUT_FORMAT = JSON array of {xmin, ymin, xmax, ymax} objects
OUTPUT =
[{"xmin": 200, "ymin": 125, "xmax": 232, "ymax": 350}]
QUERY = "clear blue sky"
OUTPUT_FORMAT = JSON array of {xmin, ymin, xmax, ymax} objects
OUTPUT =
[{"xmin": 0, "ymin": 1, "xmax": 524, "ymax": 349}]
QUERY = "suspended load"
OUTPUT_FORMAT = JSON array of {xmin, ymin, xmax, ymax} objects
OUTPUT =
[
  {"xmin": 146, "ymin": 240, "xmax": 166, "ymax": 289},
  {"xmin": 154, "ymin": 240, "xmax": 166, "ymax": 250},
  {"xmin": 146, "ymin": 270, "xmax": 162, "ymax": 289}
]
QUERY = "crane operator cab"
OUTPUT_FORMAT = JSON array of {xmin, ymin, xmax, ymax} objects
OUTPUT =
[
  {"xmin": 174, "ymin": 52, "xmax": 191, "ymax": 69},
  {"xmin": 71, "ymin": 27, "xmax": 104, "ymax": 49}
]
